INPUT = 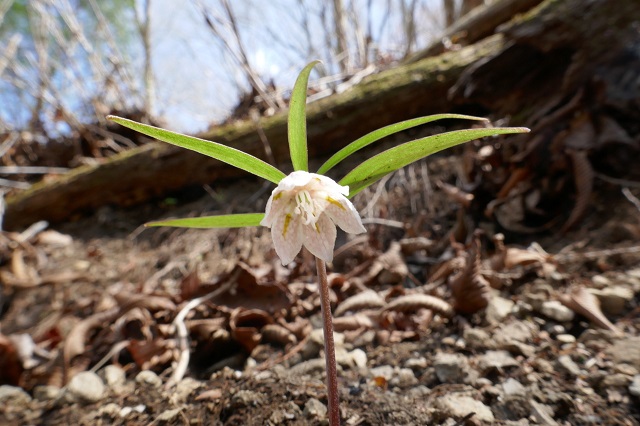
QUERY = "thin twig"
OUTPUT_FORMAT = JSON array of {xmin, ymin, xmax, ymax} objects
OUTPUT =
[
  {"xmin": 167, "ymin": 279, "xmax": 235, "ymax": 387},
  {"xmin": 622, "ymin": 188, "xmax": 640, "ymax": 213},
  {"xmin": 0, "ymin": 166, "xmax": 70, "ymax": 174}
]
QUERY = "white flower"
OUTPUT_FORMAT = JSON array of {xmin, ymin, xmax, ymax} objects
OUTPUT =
[{"xmin": 261, "ymin": 171, "xmax": 366, "ymax": 265}]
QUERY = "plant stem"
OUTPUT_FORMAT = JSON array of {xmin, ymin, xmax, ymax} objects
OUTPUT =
[{"xmin": 316, "ymin": 257, "xmax": 340, "ymax": 426}]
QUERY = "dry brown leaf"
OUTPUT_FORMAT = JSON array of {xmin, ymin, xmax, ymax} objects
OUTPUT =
[
  {"xmin": 558, "ymin": 285, "xmax": 622, "ymax": 336},
  {"xmin": 437, "ymin": 181, "xmax": 474, "ymax": 208},
  {"xmin": 333, "ymin": 314, "xmax": 376, "ymax": 332},
  {"xmin": 260, "ymin": 324, "xmax": 296, "ymax": 346},
  {"xmin": 383, "ymin": 294, "xmax": 454, "ymax": 318},
  {"xmin": 334, "ymin": 290, "xmax": 385, "ymax": 317},
  {"xmin": 562, "ymin": 149, "xmax": 594, "ymax": 232},
  {"xmin": 0, "ymin": 333, "xmax": 23, "ymax": 386},
  {"xmin": 230, "ymin": 308, "xmax": 273, "ymax": 352},
  {"xmin": 449, "ymin": 231, "xmax": 491, "ymax": 314}
]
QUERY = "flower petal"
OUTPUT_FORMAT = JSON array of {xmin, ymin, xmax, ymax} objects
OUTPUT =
[
  {"xmin": 271, "ymin": 211, "xmax": 304, "ymax": 265},
  {"xmin": 302, "ymin": 214, "xmax": 337, "ymax": 262},
  {"xmin": 261, "ymin": 189, "xmax": 289, "ymax": 227},
  {"xmin": 323, "ymin": 195, "xmax": 366, "ymax": 234}
]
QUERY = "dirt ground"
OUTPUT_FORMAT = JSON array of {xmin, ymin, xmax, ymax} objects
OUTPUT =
[{"xmin": 1, "ymin": 153, "xmax": 640, "ymax": 425}]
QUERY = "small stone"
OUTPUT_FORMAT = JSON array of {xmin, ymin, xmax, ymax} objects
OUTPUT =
[
  {"xmin": 407, "ymin": 385, "xmax": 430, "ymax": 397},
  {"xmin": 33, "ymin": 385, "xmax": 61, "ymax": 401},
  {"xmin": 608, "ymin": 337, "xmax": 640, "ymax": 369},
  {"xmin": 232, "ymin": 390, "xmax": 266, "ymax": 407},
  {"xmin": 530, "ymin": 400, "xmax": 559, "ymax": 425},
  {"xmin": 601, "ymin": 373, "xmax": 631, "ymax": 388},
  {"xmin": 404, "ymin": 357, "xmax": 427, "ymax": 370},
  {"xmin": 591, "ymin": 274, "xmax": 612, "ymax": 288},
  {"xmin": 174, "ymin": 378, "xmax": 203, "ymax": 403},
  {"xmin": 615, "ymin": 364, "xmax": 639, "ymax": 376},
  {"xmin": 370, "ymin": 365, "xmax": 394, "ymax": 380},
  {"xmin": 629, "ymin": 375, "xmax": 640, "ymax": 397},
  {"xmin": 98, "ymin": 403, "xmax": 121, "ymax": 417},
  {"xmin": 502, "ymin": 378, "xmax": 526, "ymax": 396},
  {"xmin": 477, "ymin": 350, "xmax": 518, "ymax": 372},
  {"xmin": 589, "ymin": 286, "xmax": 634, "ymax": 315},
  {"xmin": 463, "ymin": 328, "xmax": 492, "ymax": 349},
  {"xmin": 434, "ymin": 353, "xmax": 468, "ymax": 383},
  {"xmin": 556, "ymin": 334, "xmax": 576, "ymax": 344},
  {"xmin": 0, "ymin": 385, "xmax": 32, "ymax": 406},
  {"xmin": 303, "ymin": 397, "xmax": 327, "ymax": 419},
  {"xmin": 102, "ymin": 365, "xmax": 126, "ymax": 387},
  {"xmin": 486, "ymin": 296, "xmax": 514, "ymax": 324},
  {"xmin": 135, "ymin": 370, "xmax": 162, "ymax": 388},
  {"xmin": 269, "ymin": 401, "xmax": 302, "ymax": 423},
  {"xmin": 434, "ymin": 394, "xmax": 494, "ymax": 423},
  {"xmin": 119, "ymin": 404, "xmax": 146, "ymax": 417},
  {"xmin": 156, "ymin": 408, "xmax": 182, "ymax": 422},
  {"xmin": 557, "ymin": 355, "xmax": 581, "ymax": 376},
  {"xmin": 66, "ymin": 371, "xmax": 106, "ymax": 403},
  {"xmin": 391, "ymin": 368, "xmax": 417, "ymax": 387},
  {"xmin": 540, "ymin": 301, "xmax": 575, "ymax": 322}
]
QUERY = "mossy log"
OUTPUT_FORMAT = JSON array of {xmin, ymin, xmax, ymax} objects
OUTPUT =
[{"xmin": 4, "ymin": 0, "xmax": 638, "ymax": 231}]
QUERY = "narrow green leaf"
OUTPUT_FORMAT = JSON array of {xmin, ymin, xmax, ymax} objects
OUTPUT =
[
  {"xmin": 146, "ymin": 213, "xmax": 264, "ymax": 228},
  {"xmin": 107, "ymin": 116, "xmax": 286, "ymax": 184},
  {"xmin": 288, "ymin": 60, "xmax": 321, "ymax": 172},
  {"xmin": 340, "ymin": 127, "xmax": 530, "ymax": 197},
  {"xmin": 316, "ymin": 114, "xmax": 488, "ymax": 175}
]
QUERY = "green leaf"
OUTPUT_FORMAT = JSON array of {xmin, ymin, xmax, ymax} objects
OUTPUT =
[
  {"xmin": 146, "ymin": 213, "xmax": 264, "ymax": 228},
  {"xmin": 340, "ymin": 127, "xmax": 530, "ymax": 197},
  {"xmin": 107, "ymin": 116, "xmax": 286, "ymax": 184},
  {"xmin": 288, "ymin": 60, "xmax": 321, "ymax": 172},
  {"xmin": 316, "ymin": 114, "xmax": 488, "ymax": 175}
]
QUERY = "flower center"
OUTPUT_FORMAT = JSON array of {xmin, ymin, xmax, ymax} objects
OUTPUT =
[{"xmin": 293, "ymin": 189, "xmax": 320, "ymax": 225}]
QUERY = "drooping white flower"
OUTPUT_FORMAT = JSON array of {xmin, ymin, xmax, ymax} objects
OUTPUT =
[{"xmin": 261, "ymin": 171, "xmax": 366, "ymax": 265}]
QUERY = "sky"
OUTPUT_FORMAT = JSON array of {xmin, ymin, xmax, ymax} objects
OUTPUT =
[{"xmin": 0, "ymin": 0, "xmax": 449, "ymax": 135}]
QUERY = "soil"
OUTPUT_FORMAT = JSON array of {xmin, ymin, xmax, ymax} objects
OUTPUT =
[{"xmin": 1, "ymin": 153, "xmax": 640, "ymax": 426}]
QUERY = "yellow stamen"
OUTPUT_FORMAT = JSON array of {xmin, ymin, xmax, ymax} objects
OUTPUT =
[
  {"xmin": 274, "ymin": 192, "xmax": 283, "ymax": 201},
  {"xmin": 315, "ymin": 222, "xmax": 321, "ymax": 233}
]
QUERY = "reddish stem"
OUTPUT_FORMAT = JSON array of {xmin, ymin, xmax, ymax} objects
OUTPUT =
[{"xmin": 316, "ymin": 257, "xmax": 340, "ymax": 426}]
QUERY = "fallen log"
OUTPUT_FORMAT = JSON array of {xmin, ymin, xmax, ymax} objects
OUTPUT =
[{"xmin": 4, "ymin": 0, "xmax": 638, "ymax": 231}]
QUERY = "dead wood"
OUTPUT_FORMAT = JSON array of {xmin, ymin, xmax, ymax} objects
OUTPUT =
[{"xmin": 4, "ymin": 0, "xmax": 639, "ymax": 231}]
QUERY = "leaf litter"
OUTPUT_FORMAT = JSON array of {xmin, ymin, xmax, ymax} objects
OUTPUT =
[{"xmin": 1, "ymin": 144, "xmax": 640, "ymax": 424}]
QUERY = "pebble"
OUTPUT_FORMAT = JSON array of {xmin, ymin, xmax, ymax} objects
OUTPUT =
[
  {"xmin": 232, "ymin": 390, "xmax": 266, "ymax": 407},
  {"xmin": 434, "ymin": 353, "xmax": 468, "ymax": 383},
  {"xmin": 66, "ymin": 371, "xmax": 106, "ymax": 403},
  {"xmin": 434, "ymin": 394, "xmax": 495, "ymax": 423},
  {"xmin": 557, "ymin": 355, "xmax": 581, "ymax": 376},
  {"xmin": 0, "ymin": 385, "xmax": 32, "ymax": 406},
  {"xmin": 370, "ymin": 365, "xmax": 394, "ymax": 380},
  {"xmin": 485, "ymin": 296, "xmax": 514, "ymax": 324},
  {"xmin": 477, "ymin": 350, "xmax": 518, "ymax": 372},
  {"xmin": 601, "ymin": 373, "xmax": 631, "ymax": 388},
  {"xmin": 556, "ymin": 334, "xmax": 576, "ymax": 344},
  {"xmin": 269, "ymin": 401, "xmax": 302, "ymax": 423},
  {"xmin": 391, "ymin": 368, "xmax": 418, "ymax": 387},
  {"xmin": 174, "ymin": 377, "xmax": 203, "ymax": 403},
  {"xmin": 33, "ymin": 385, "xmax": 61, "ymax": 401},
  {"xmin": 607, "ymin": 337, "xmax": 640, "ymax": 369},
  {"xmin": 155, "ymin": 408, "xmax": 182, "ymax": 422},
  {"xmin": 502, "ymin": 378, "xmax": 526, "ymax": 396},
  {"xmin": 629, "ymin": 375, "xmax": 640, "ymax": 397},
  {"xmin": 135, "ymin": 370, "xmax": 163, "ymax": 388},
  {"xmin": 530, "ymin": 400, "xmax": 559, "ymax": 425},
  {"xmin": 102, "ymin": 365, "xmax": 126, "ymax": 387},
  {"xmin": 404, "ymin": 357, "xmax": 427, "ymax": 370},
  {"xmin": 303, "ymin": 397, "xmax": 327, "ymax": 419},
  {"xmin": 540, "ymin": 301, "xmax": 575, "ymax": 322},
  {"xmin": 589, "ymin": 286, "xmax": 634, "ymax": 315},
  {"xmin": 463, "ymin": 328, "xmax": 492, "ymax": 349}
]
